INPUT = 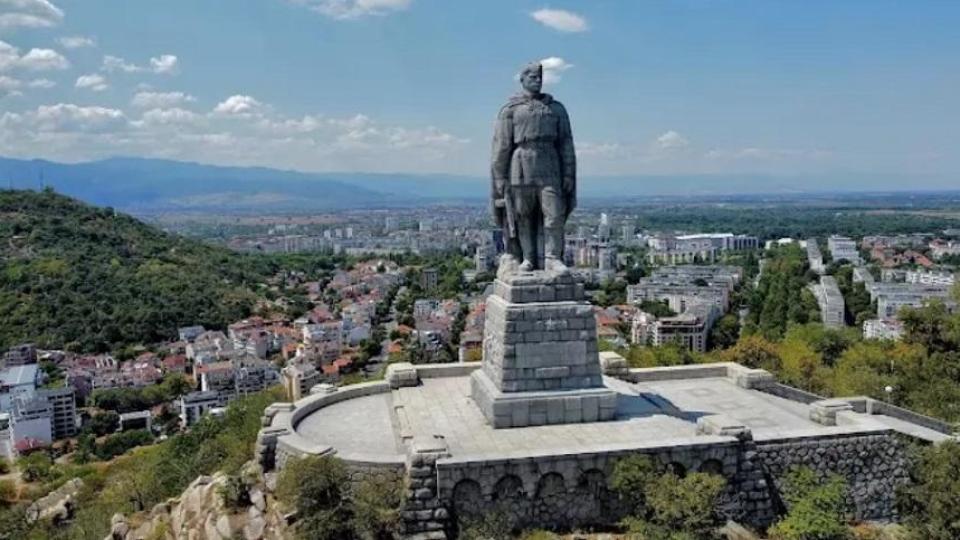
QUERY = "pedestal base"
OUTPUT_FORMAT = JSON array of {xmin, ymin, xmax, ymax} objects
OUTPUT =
[{"xmin": 471, "ymin": 369, "xmax": 618, "ymax": 428}]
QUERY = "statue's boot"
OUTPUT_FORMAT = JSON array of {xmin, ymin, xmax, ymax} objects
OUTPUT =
[
  {"xmin": 544, "ymin": 227, "xmax": 569, "ymax": 275},
  {"xmin": 519, "ymin": 259, "xmax": 534, "ymax": 272}
]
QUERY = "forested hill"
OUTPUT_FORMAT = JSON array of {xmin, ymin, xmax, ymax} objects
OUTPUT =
[{"xmin": 0, "ymin": 189, "xmax": 269, "ymax": 352}]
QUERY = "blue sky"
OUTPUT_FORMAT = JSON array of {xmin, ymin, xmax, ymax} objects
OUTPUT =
[{"xmin": 0, "ymin": 0, "xmax": 958, "ymax": 181}]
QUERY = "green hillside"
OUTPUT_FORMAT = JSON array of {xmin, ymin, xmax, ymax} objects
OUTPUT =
[{"xmin": 0, "ymin": 189, "xmax": 268, "ymax": 352}]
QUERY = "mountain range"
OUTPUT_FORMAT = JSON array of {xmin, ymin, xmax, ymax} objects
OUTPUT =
[{"xmin": 0, "ymin": 156, "xmax": 956, "ymax": 212}]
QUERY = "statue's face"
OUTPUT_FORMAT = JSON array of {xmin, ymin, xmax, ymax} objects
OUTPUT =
[{"xmin": 520, "ymin": 69, "xmax": 542, "ymax": 94}]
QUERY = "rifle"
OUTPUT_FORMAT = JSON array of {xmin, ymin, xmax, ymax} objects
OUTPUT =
[{"xmin": 494, "ymin": 183, "xmax": 517, "ymax": 239}]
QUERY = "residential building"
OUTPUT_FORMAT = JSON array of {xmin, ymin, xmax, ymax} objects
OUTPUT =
[
  {"xmin": 179, "ymin": 391, "xmax": 222, "ymax": 427},
  {"xmin": 905, "ymin": 269, "xmax": 955, "ymax": 287},
  {"xmin": 2, "ymin": 344, "xmax": 37, "ymax": 367},
  {"xmin": 177, "ymin": 326, "xmax": 206, "ymax": 343},
  {"xmin": 810, "ymin": 276, "xmax": 845, "ymax": 328},
  {"xmin": 0, "ymin": 364, "xmax": 40, "ymax": 412},
  {"xmin": 806, "ymin": 239, "xmax": 824, "ymax": 274},
  {"xmin": 38, "ymin": 386, "xmax": 77, "ymax": 440},
  {"xmin": 118, "ymin": 411, "xmax": 152, "ymax": 432},
  {"xmin": 828, "ymin": 235, "xmax": 862, "ymax": 264},
  {"xmin": 421, "ymin": 267, "xmax": 439, "ymax": 290},
  {"xmin": 10, "ymin": 394, "xmax": 53, "ymax": 448},
  {"xmin": 863, "ymin": 319, "xmax": 904, "ymax": 341}
]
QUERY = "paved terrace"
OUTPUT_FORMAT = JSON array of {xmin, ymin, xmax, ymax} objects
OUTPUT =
[{"xmin": 289, "ymin": 363, "xmax": 953, "ymax": 463}]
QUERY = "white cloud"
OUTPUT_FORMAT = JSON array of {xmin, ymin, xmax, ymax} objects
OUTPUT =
[
  {"xmin": 0, "ymin": 0, "xmax": 64, "ymax": 29},
  {"xmin": 102, "ymin": 53, "xmax": 178, "ymax": 74},
  {"xmin": 28, "ymin": 77, "xmax": 54, "ymax": 88},
  {"xmin": 149, "ymin": 54, "xmax": 178, "ymax": 74},
  {"xmin": 655, "ymin": 130, "xmax": 689, "ymax": 150},
  {"xmin": 539, "ymin": 56, "xmax": 573, "ymax": 85},
  {"xmin": 57, "ymin": 36, "xmax": 96, "ymax": 49},
  {"xmin": 0, "ymin": 41, "xmax": 69, "ymax": 72},
  {"xmin": 136, "ymin": 107, "xmax": 202, "ymax": 126},
  {"xmin": 75, "ymin": 73, "xmax": 108, "ymax": 92},
  {"xmin": 131, "ymin": 90, "xmax": 195, "ymax": 108},
  {"xmin": 0, "ymin": 97, "xmax": 466, "ymax": 173},
  {"xmin": 291, "ymin": 0, "xmax": 412, "ymax": 20},
  {"xmin": 530, "ymin": 8, "xmax": 587, "ymax": 33},
  {"xmin": 102, "ymin": 55, "xmax": 141, "ymax": 73},
  {"xmin": 33, "ymin": 103, "xmax": 126, "ymax": 132},
  {"xmin": 17, "ymin": 47, "xmax": 69, "ymax": 70},
  {"xmin": 0, "ymin": 74, "xmax": 21, "ymax": 96},
  {"xmin": 213, "ymin": 94, "xmax": 262, "ymax": 116}
]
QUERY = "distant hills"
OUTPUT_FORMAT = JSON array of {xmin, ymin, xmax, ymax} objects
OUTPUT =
[{"xmin": 0, "ymin": 156, "xmax": 957, "ymax": 212}]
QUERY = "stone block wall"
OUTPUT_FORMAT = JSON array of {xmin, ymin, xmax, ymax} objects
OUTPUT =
[
  {"xmin": 481, "ymin": 295, "xmax": 602, "ymax": 393},
  {"xmin": 436, "ymin": 442, "xmax": 751, "ymax": 532},
  {"xmin": 755, "ymin": 432, "xmax": 910, "ymax": 522}
]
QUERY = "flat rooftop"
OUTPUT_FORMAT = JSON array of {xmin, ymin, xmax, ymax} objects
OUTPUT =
[{"xmin": 290, "ymin": 366, "xmax": 952, "ymax": 463}]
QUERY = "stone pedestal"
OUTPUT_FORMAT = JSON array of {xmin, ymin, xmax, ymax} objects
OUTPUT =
[{"xmin": 470, "ymin": 271, "xmax": 618, "ymax": 428}]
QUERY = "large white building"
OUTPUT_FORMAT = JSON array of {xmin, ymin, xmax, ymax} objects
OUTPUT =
[
  {"xmin": 863, "ymin": 319, "xmax": 904, "ymax": 341},
  {"xmin": 810, "ymin": 276, "xmax": 845, "ymax": 328},
  {"xmin": 806, "ymin": 239, "xmax": 825, "ymax": 274},
  {"xmin": 827, "ymin": 235, "xmax": 862, "ymax": 264}
]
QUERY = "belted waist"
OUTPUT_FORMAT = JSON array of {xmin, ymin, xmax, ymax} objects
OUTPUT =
[{"xmin": 514, "ymin": 139, "xmax": 556, "ymax": 149}]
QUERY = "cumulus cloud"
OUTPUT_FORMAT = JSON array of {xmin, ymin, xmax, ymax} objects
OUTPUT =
[
  {"xmin": 290, "ymin": 0, "xmax": 412, "ymax": 20},
  {"xmin": 33, "ymin": 103, "xmax": 126, "ymax": 132},
  {"xmin": 213, "ymin": 94, "xmax": 263, "ymax": 116},
  {"xmin": 538, "ymin": 56, "xmax": 573, "ymax": 85},
  {"xmin": 0, "ymin": 74, "xmax": 22, "ymax": 96},
  {"xmin": 0, "ymin": 0, "xmax": 64, "ymax": 29},
  {"xmin": 530, "ymin": 8, "xmax": 587, "ymax": 33},
  {"xmin": 655, "ymin": 130, "xmax": 689, "ymax": 150},
  {"xmin": 131, "ymin": 90, "xmax": 195, "ymax": 108},
  {"xmin": 1, "ymin": 94, "xmax": 467, "ymax": 172},
  {"xmin": 75, "ymin": 73, "xmax": 108, "ymax": 91},
  {"xmin": 0, "ymin": 40, "xmax": 69, "ymax": 72},
  {"xmin": 18, "ymin": 47, "xmax": 69, "ymax": 70},
  {"xmin": 57, "ymin": 36, "xmax": 96, "ymax": 49},
  {"xmin": 149, "ymin": 54, "xmax": 178, "ymax": 74},
  {"xmin": 102, "ymin": 53, "xmax": 178, "ymax": 74}
]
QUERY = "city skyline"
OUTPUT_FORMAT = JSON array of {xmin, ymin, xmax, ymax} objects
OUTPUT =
[{"xmin": 0, "ymin": 1, "xmax": 958, "ymax": 184}]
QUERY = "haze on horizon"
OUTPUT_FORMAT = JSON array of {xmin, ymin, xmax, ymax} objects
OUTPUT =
[{"xmin": 0, "ymin": 0, "xmax": 958, "ymax": 188}]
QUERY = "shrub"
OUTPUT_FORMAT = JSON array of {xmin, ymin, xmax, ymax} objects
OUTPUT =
[
  {"xmin": 17, "ymin": 452, "xmax": 53, "ymax": 483},
  {"xmin": 0, "ymin": 479, "xmax": 16, "ymax": 503},
  {"xmin": 899, "ymin": 440, "xmax": 960, "ymax": 540},
  {"xmin": 0, "ymin": 459, "xmax": 10, "ymax": 475},
  {"xmin": 768, "ymin": 467, "xmax": 850, "ymax": 540},
  {"xmin": 94, "ymin": 429, "xmax": 154, "ymax": 460},
  {"xmin": 276, "ymin": 455, "xmax": 352, "ymax": 540},
  {"xmin": 218, "ymin": 474, "xmax": 250, "ymax": 510},
  {"xmin": 609, "ymin": 454, "xmax": 662, "ymax": 514},
  {"xmin": 350, "ymin": 474, "xmax": 403, "ymax": 539},
  {"xmin": 611, "ymin": 455, "xmax": 726, "ymax": 539}
]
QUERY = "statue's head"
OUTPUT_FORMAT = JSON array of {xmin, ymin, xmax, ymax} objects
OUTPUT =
[{"xmin": 519, "ymin": 62, "xmax": 543, "ymax": 94}]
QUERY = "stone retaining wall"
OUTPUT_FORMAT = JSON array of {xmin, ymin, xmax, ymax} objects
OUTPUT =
[
  {"xmin": 435, "ymin": 441, "xmax": 761, "ymax": 531},
  {"xmin": 755, "ymin": 432, "xmax": 910, "ymax": 521}
]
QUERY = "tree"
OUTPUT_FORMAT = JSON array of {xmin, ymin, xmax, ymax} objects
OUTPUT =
[
  {"xmin": 720, "ymin": 335, "xmax": 782, "ymax": 372},
  {"xmin": 276, "ymin": 455, "xmax": 352, "ymax": 540},
  {"xmin": 85, "ymin": 411, "xmax": 120, "ymax": 436},
  {"xmin": 900, "ymin": 440, "xmax": 960, "ymax": 540},
  {"xmin": 350, "ymin": 474, "xmax": 403, "ymax": 539},
  {"xmin": 778, "ymin": 336, "xmax": 829, "ymax": 393},
  {"xmin": 768, "ymin": 467, "xmax": 850, "ymax": 540},
  {"xmin": 612, "ymin": 455, "xmax": 726, "ymax": 539},
  {"xmin": 708, "ymin": 313, "xmax": 740, "ymax": 351}
]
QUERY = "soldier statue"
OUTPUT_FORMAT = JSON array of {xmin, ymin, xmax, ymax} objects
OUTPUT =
[{"xmin": 491, "ymin": 61, "xmax": 576, "ymax": 276}]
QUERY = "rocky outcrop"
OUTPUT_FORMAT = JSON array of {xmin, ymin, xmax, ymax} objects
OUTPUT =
[
  {"xmin": 105, "ymin": 464, "xmax": 291, "ymax": 540},
  {"xmin": 27, "ymin": 477, "xmax": 83, "ymax": 524}
]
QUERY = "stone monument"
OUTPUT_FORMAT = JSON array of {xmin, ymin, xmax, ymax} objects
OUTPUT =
[{"xmin": 471, "ymin": 62, "xmax": 618, "ymax": 428}]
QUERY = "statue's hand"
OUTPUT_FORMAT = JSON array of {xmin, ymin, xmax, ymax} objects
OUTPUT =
[{"xmin": 562, "ymin": 176, "xmax": 574, "ymax": 193}]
